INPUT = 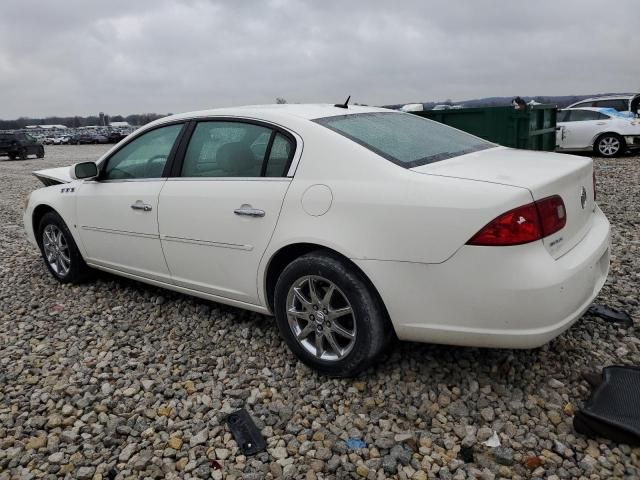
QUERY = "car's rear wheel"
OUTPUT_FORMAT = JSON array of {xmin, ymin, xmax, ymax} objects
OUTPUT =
[
  {"xmin": 38, "ymin": 211, "xmax": 91, "ymax": 283},
  {"xmin": 274, "ymin": 251, "xmax": 391, "ymax": 377},
  {"xmin": 36, "ymin": 146, "xmax": 44, "ymax": 158},
  {"xmin": 595, "ymin": 133, "xmax": 624, "ymax": 158}
]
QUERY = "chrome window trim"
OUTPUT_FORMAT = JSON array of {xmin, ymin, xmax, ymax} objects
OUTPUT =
[
  {"xmin": 95, "ymin": 115, "xmax": 304, "ymax": 179},
  {"xmin": 86, "ymin": 178, "xmax": 168, "ymax": 184},
  {"xmin": 166, "ymin": 177, "xmax": 291, "ymax": 183}
]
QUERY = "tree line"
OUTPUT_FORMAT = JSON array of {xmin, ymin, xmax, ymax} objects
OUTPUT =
[{"xmin": 0, "ymin": 113, "xmax": 170, "ymax": 130}]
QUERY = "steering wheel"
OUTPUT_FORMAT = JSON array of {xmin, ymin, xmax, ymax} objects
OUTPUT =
[
  {"xmin": 145, "ymin": 154, "xmax": 168, "ymax": 177},
  {"xmin": 108, "ymin": 167, "xmax": 135, "ymax": 179}
]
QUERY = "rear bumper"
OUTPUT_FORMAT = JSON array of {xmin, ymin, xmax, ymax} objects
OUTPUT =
[{"xmin": 355, "ymin": 206, "xmax": 610, "ymax": 349}]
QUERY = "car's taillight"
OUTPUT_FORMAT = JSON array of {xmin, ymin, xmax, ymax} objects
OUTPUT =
[
  {"xmin": 536, "ymin": 195, "xmax": 566, "ymax": 236},
  {"xmin": 467, "ymin": 195, "xmax": 566, "ymax": 246}
]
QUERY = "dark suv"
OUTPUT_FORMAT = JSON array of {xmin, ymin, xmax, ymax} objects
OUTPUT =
[{"xmin": 0, "ymin": 132, "xmax": 45, "ymax": 160}]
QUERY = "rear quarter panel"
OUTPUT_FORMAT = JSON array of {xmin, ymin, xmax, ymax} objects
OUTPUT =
[{"xmin": 259, "ymin": 123, "xmax": 533, "ymax": 302}]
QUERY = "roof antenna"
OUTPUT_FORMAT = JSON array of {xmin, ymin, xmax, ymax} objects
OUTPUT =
[{"xmin": 334, "ymin": 95, "xmax": 351, "ymax": 109}]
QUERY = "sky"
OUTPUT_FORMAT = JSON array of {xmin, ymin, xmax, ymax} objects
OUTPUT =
[{"xmin": 0, "ymin": 0, "xmax": 638, "ymax": 119}]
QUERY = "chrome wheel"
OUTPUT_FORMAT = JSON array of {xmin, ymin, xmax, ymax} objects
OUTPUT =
[
  {"xmin": 286, "ymin": 275, "xmax": 357, "ymax": 361},
  {"xmin": 599, "ymin": 136, "xmax": 620, "ymax": 156},
  {"xmin": 42, "ymin": 224, "xmax": 71, "ymax": 276}
]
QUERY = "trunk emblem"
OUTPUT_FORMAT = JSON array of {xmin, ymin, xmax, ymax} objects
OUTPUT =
[{"xmin": 580, "ymin": 186, "xmax": 587, "ymax": 209}]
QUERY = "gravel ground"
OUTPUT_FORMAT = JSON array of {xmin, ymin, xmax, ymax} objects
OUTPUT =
[{"xmin": 0, "ymin": 145, "xmax": 639, "ymax": 480}]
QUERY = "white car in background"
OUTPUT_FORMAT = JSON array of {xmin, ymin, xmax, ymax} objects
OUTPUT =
[
  {"xmin": 556, "ymin": 107, "xmax": 640, "ymax": 157},
  {"xmin": 23, "ymin": 104, "xmax": 610, "ymax": 376},
  {"xmin": 567, "ymin": 94, "xmax": 640, "ymax": 114}
]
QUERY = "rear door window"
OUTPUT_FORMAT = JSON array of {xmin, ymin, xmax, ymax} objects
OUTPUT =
[
  {"xmin": 572, "ymin": 101, "xmax": 595, "ymax": 108},
  {"xmin": 181, "ymin": 121, "xmax": 272, "ymax": 178},
  {"xmin": 264, "ymin": 133, "xmax": 295, "ymax": 177},
  {"xmin": 593, "ymin": 99, "xmax": 628, "ymax": 111},
  {"xmin": 181, "ymin": 121, "xmax": 296, "ymax": 178},
  {"xmin": 566, "ymin": 110, "xmax": 602, "ymax": 122}
]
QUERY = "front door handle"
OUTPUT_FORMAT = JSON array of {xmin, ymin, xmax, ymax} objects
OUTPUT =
[
  {"xmin": 131, "ymin": 202, "xmax": 152, "ymax": 212},
  {"xmin": 234, "ymin": 204, "xmax": 265, "ymax": 217}
]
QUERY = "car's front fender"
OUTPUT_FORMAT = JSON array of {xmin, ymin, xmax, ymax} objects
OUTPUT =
[{"xmin": 24, "ymin": 183, "xmax": 85, "ymax": 256}]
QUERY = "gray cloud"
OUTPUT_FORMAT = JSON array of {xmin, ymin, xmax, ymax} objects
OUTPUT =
[{"xmin": 1, "ymin": 0, "xmax": 638, "ymax": 118}]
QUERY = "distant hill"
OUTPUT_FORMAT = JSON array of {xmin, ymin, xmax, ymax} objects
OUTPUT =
[{"xmin": 383, "ymin": 92, "xmax": 636, "ymax": 110}]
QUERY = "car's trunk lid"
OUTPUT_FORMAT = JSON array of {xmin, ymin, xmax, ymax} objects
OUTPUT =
[{"xmin": 411, "ymin": 146, "xmax": 595, "ymax": 259}]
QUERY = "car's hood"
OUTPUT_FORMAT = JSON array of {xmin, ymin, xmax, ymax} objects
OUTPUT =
[{"xmin": 33, "ymin": 166, "xmax": 72, "ymax": 186}]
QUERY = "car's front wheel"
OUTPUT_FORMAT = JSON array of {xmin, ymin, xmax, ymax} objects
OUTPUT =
[
  {"xmin": 595, "ymin": 133, "xmax": 624, "ymax": 158},
  {"xmin": 36, "ymin": 146, "xmax": 44, "ymax": 158},
  {"xmin": 38, "ymin": 211, "xmax": 91, "ymax": 283},
  {"xmin": 274, "ymin": 251, "xmax": 392, "ymax": 377}
]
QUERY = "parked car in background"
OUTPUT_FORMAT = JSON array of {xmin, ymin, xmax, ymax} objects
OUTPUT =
[
  {"xmin": 567, "ymin": 94, "xmax": 640, "ymax": 116},
  {"xmin": 107, "ymin": 131, "xmax": 128, "ymax": 143},
  {"xmin": 75, "ymin": 133, "xmax": 109, "ymax": 144},
  {"xmin": 0, "ymin": 132, "xmax": 44, "ymax": 159},
  {"xmin": 556, "ymin": 107, "xmax": 640, "ymax": 157},
  {"xmin": 400, "ymin": 103, "xmax": 424, "ymax": 112},
  {"xmin": 24, "ymin": 104, "xmax": 610, "ymax": 376}
]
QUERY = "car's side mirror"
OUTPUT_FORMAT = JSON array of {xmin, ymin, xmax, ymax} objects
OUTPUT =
[{"xmin": 71, "ymin": 162, "xmax": 99, "ymax": 180}]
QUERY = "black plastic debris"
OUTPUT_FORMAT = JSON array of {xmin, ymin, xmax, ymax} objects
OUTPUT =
[
  {"xmin": 459, "ymin": 446, "xmax": 474, "ymax": 463},
  {"xmin": 226, "ymin": 409, "xmax": 266, "ymax": 456},
  {"xmin": 574, "ymin": 366, "xmax": 640, "ymax": 445},
  {"xmin": 588, "ymin": 304, "xmax": 633, "ymax": 327}
]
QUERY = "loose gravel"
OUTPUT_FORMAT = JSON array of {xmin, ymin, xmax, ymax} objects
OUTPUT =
[{"xmin": 1, "ymin": 146, "xmax": 639, "ymax": 479}]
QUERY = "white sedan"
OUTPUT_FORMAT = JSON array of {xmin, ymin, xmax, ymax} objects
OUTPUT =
[
  {"xmin": 24, "ymin": 104, "xmax": 610, "ymax": 376},
  {"xmin": 556, "ymin": 107, "xmax": 640, "ymax": 157}
]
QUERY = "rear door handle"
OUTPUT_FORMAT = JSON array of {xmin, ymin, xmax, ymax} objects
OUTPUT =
[
  {"xmin": 131, "ymin": 202, "xmax": 152, "ymax": 212},
  {"xmin": 234, "ymin": 204, "xmax": 265, "ymax": 217}
]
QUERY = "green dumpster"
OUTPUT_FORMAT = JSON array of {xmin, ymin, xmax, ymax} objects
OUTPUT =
[{"xmin": 411, "ymin": 104, "xmax": 557, "ymax": 151}]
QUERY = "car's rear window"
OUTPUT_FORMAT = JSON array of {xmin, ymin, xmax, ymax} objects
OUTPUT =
[{"xmin": 314, "ymin": 112, "xmax": 495, "ymax": 168}]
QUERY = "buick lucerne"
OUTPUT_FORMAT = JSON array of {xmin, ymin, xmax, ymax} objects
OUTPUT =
[{"xmin": 24, "ymin": 104, "xmax": 611, "ymax": 376}]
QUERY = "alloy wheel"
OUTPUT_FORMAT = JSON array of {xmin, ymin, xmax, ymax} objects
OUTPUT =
[
  {"xmin": 286, "ymin": 275, "xmax": 357, "ymax": 361},
  {"xmin": 42, "ymin": 224, "xmax": 71, "ymax": 277},
  {"xmin": 599, "ymin": 136, "xmax": 620, "ymax": 156}
]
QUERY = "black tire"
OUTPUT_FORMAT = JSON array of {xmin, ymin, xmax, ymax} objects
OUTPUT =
[
  {"xmin": 19, "ymin": 148, "xmax": 28, "ymax": 160},
  {"xmin": 274, "ymin": 251, "xmax": 392, "ymax": 377},
  {"xmin": 8, "ymin": 153, "xmax": 16, "ymax": 160},
  {"xmin": 594, "ymin": 133, "xmax": 625, "ymax": 158},
  {"xmin": 36, "ymin": 146, "xmax": 44, "ymax": 158},
  {"xmin": 37, "ymin": 211, "xmax": 91, "ymax": 284}
]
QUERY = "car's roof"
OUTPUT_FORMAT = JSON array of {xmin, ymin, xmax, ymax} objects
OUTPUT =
[
  {"xmin": 570, "ymin": 95, "xmax": 633, "ymax": 103},
  {"xmin": 150, "ymin": 104, "xmax": 393, "ymax": 127}
]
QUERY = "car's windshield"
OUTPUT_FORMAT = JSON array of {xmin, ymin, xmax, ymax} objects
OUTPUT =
[{"xmin": 314, "ymin": 111, "xmax": 495, "ymax": 168}]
